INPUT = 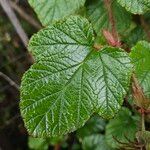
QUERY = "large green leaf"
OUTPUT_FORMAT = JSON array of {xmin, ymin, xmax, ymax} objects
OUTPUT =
[
  {"xmin": 117, "ymin": 0, "xmax": 150, "ymax": 14},
  {"xmin": 28, "ymin": 0, "xmax": 85, "ymax": 26},
  {"xmin": 20, "ymin": 16, "xmax": 132, "ymax": 137},
  {"xmin": 86, "ymin": 0, "xmax": 131, "ymax": 35},
  {"xmin": 130, "ymin": 41, "xmax": 150, "ymax": 98},
  {"xmin": 106, "ymin": 108, "xmax": 140, "ymax": 148},
  {"xmin": 82, "ymin": 134, "xmax": 112, "ymax": 150}
]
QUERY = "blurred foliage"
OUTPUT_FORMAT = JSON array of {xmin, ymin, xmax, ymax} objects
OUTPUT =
[{"xmin": 106, "ymin": 108, "xmax": 140, "ymax": 148}]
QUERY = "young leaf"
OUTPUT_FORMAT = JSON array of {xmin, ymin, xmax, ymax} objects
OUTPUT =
[
  {"xmin": 130, "ymin": 41, "xmax": 150, "ymax": 98},
  {"xmin": 28, "ymin": 0, "xmax": 85, "ymax": 26},
  {"xmin": 20, "ymin": 16, "xmax": 132, "ymax": 137},
  {"xmin": 117, "ymin": 0, "xmax": 150, "ymax": 14},
  {"xmin": 86, "ymin": 0, "xmax": 131, "ymax": 35},
  {"xmin": 106, "ymin": 108, "xmax": 140, "ymax": 148}
]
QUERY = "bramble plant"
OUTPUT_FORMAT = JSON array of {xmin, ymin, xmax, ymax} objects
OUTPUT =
[{"xmin": 20, "ymin": 0, "xmax": 150, "ymax": 149}]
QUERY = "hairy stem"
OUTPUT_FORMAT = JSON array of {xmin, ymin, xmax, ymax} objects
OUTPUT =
[{"xmin": 104, "ymin": 0, "xmax": 119, "ymax": 42}]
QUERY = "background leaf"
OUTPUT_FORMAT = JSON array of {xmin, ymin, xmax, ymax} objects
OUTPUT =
[
  {"xmin": 130, "ymin": 41, "xmax": 150, "ymax": 98},
  {"xmin": 82, "ymin": 134, "xmax": 112, "ymax": 150},
  {"xmin": 77, "ymin": 115, "xmax": 106, "ymax": 140},
  {"xmin": 106, "ymin": 108, "xmax": 140, "ymax": 148},
  {"xmin": 28, "ymin": 137, "xmax": 50, "ymax": 150},
  {"xmin": 86, "ymin": 0, "xmax": 131, "ymax": 35},
  {"xmin": 117, "ymin": 0, "xmax": 150, "ymax": 14},
  {"xmin": 123, "ymin": 26, "xmax": 147, "ymax": 47},
  {"xmin": 28, "ymin": 0, "xmax": 85, "ymax": 26}
]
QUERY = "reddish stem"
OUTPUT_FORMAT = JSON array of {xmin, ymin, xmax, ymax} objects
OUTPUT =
[
  {"xmin": 93, "ymin": 44, "xmax": 103, "ymax": 50},
  {"xmin": 104, "ymin": 0, "xmax": 120, "ymax": 46}
]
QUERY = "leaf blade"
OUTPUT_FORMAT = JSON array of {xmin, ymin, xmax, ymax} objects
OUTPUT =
[
  {"xmin": 20, "ymin": 16, "xmax": 132, "ymax": 137},
  {"xmin": 28, "ymin": 0, "xmax": 86, "ymax": 26},
  {"xmin": 117, "ymin": 0, "xmax": 150, "ymax": 14},
  {"xmin": 86, "ymin": 0, "xmax": 131, "ymax": 35},
  {"xmin": 106, "ymin": 108, "xmax": 140, "ymax": 148},
  {"xmin": 130, "ymin": 41, "xmax": 150, "ymax": 99}
]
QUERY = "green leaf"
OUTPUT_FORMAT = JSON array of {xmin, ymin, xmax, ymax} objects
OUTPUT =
[
  {"xmin": 86, "ymin": 0, "xmax": 131, "ymax": 35},
  {"xmin": 130, "ymin": 41, "xmax": 150, "ymax": 98},
  {"xmin": 106, "ymin": 108, "xmax": 140, "ymax": 148},
  {"xmin": 28, "ymin": 137, "xmax": 49, "ymax": 150},
  {"xmin": 136, "ymin": 130, "xmax": 150, "ymax": 144},
  {"xmin": 123, "ymin": 26, "xmax": 147, "ymax": 47},
  {"xmin": 28, "ymin": 0, "xmax": 85, "ymax": 26},
  {"xmin": 82, "ymin": 134, "xmax": 112, "ymax": 150},
  {"xmin": 77, "ymin": 115, "xmax": 106, "ymax": 140},
  {"xmin": 143, "ymin": 0, "xmax": 150, "ymax": 8},
  {"xmin": 28, "ymin": 136, "xmax": 65, "ymax": 149},
  {"xmin": 72, "ymin": 143, "xmax": 81, "ymax": 150},
  {"xmin": 20, "ymin": 16, "xmax": 132, "ymax": 137},
  {"xmin": 117, "ymin": 0, "xmax": 150, "ymax": 14}
]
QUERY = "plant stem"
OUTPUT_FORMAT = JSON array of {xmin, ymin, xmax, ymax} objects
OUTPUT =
[
  {"xmin": 0, "ymin": 72, "xmax": 19, "ymax": 90},
  {"xmin": 104, "ymin": 0, "xmax": 119, "ymax": 42},
  {"xmin": 141, "ymin": 112, "xmax": 145, "ymax": 131},
  {"xmin": 10, "ymin": 1, "xmax": 42, "ymax": 30},
  {"xmin": 0, "ymin": 0, "xmax": 34, "ymax": 64},
  {"xmin": 0, "ymin": 0, "xmax": 28, "ymax": 48},
  {"xmin": 93, "ymin": 44, "xmax": 103, "ymax": 50}
]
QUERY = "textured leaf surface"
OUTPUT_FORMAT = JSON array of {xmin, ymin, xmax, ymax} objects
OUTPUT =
[
  {"xmin": 20, "ymin": 16, "xmax": 132, "ymax": 137},
  {"xmin": 91, "ymin": 47, "xmax": 132, "ymax": 118},
  {"xmin": 86, "ymin": 0, "xmax": 131, "ymax": 34},
  {"xmin": 117, "ymin": 0, "xmax": 150, "ymax": 14},
  {"xmin": 82, "ymin": 134, "xmax": 111, "ymax": 150},
  {"xmin": 130, "ymin": 41, "xmax": 150, "ymax": 98},
  {"xmin": 143, "ymin": 0, "xmax": 150, "ymax": 8},
  {"xmin": 106, "ymin": 108, "xmax": 140, "ymax": 148},
  {"xmin": 28, "ymin": 0, "xmax": 85, "ymax": 26}
]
